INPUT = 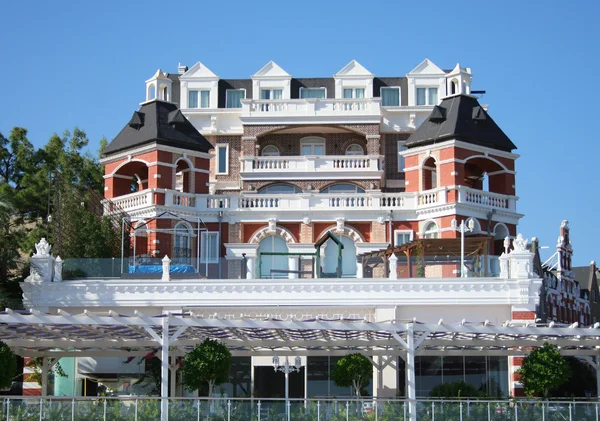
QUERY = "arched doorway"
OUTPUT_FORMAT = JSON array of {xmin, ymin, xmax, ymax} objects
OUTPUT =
[
  {"xmin": 422, "ymin": 157, "xmax": 437, "ymax": 190},
  {"xmin": 323, "ymin": 235, "xmax": 357, "ymax": 277},
  {"xmin": 258, "ymin": 236, "xmax": 289, "ymax": 278}
]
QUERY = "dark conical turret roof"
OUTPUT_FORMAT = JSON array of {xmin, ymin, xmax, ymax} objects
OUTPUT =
[
  {"xmin": 406, "ymin": 95, "xmax": 517, "ymax": 152},
  {"xmin": 103, "ymin": 100, "xmax": 213, "ymax": 155}
]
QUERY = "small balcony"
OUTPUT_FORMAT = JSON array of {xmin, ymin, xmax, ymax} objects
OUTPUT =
[
  {"xmin": 240, "ymin": 155, "xmax": 383, "ymax": 180},
  {"xmin": 240, "ymin": 98, "xmax": 381, "ymax": 124}
]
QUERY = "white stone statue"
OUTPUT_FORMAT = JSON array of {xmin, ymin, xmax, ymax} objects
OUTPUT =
[
  {"xmin": 512, "ymin": 233, "xmax": 528, "ymax": 253},
  {"xmin": 33, "ymin": 238, "xmax": 52, "ymax": 257},
  {"xmin": 503, "ymin": 236, "xmax": 510, "ymax": 255},
  {"xmin": 335, "ymin": 218, "xmax": 345, "ymax": 234}
]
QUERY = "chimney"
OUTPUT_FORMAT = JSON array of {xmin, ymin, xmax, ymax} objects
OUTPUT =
[{"xmin": 178, "ymin": 63, "xmax": 188, "ymax": 75}]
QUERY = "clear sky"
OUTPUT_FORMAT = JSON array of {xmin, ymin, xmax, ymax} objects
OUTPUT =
[{"xmin": 0, "ymin": 0, "xmax": 598, "ymax": 266}]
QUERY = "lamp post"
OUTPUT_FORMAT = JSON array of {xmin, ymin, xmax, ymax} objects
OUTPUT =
[
  {"xmin": 273, "ymin": 355, "xmax": 303, "ymax": 421},
  {"xmin": 452, "ymin": 218, "xmax": 475, "ymax": 278}
]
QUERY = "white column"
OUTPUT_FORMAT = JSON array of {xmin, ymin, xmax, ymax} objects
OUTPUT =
[
  {"xmin": 41, "ymin": 357, "xmax": 49, "ymax": 396},
  {"xmin": 356, "ymin": 256, "xmax": 363, "ymax": 279},
  {"xmin": 246, "ymin": 256, "xmax": 255, "ymax": 279},
  {"xmin": 161, "ymin": 317, "xmax": 170, "ymax": 421},
  {"xmin": 406, "ymin": 324, "xmax": 416, "ymax": 421},
  {"xmin": 288, "ymin": 256, "xmax": 298, "ymax": 279},
  {"xmin": 596, "ymin": 350, "xmax": 600, "ymax": 400}
]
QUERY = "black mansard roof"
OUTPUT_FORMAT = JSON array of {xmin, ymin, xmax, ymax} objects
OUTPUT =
[
  {"xmin": 103, "ymin": 100, "xmax": 213, "ymax": 156},
  {"xmin": 406, "ymin": 95, "xmax": 517, "ymax": 152}
]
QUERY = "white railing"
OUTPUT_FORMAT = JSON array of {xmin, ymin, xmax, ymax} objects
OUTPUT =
[
  {"xmin": 241, "ymin": 98, "xmax": 381, "ymax": 118},
  {"xmin": 457, "ymin": 186, "xmax": 516, "ymax": 211},
  {"xmin": 241, "ymin": 155, "xmax": 382, "ymax": 178},
  {"xmin": 104, "ymin": 187, "xmax": 518, "ymax": 215},
  {"xmin": 107, "ymin": 190, "xmax": 154, "ymax": 212}
]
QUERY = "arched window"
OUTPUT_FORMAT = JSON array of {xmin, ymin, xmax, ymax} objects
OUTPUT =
[
  {"xmin": 422, "ymin": 157, "xmax": 437, "ymax": 190},
  {"xmin": 345, "ymin": 144, "xmax": 364, "ymax": 155},
  {"xmin": 174, "ymin": 223, "xmax": 192, "ymax": 265},
  {"xmin": 258, "ymin": 236, "xmax": 288, "ymax": 278},
  {"xmin": 323, "ymin": 235, "xmax": 357, "ymax": 277},
  {"xmin": 262, "ymin": 145, "xmax": 280, "ymax": 156},
  {"xmin": 148, "ymin": 85, "xmax": 156, "ymax": 100},
  {"xmin": 259, "ymin": 184, "xmax": 301, "ymax": 194},
  {"xmin": 162, "ymin": 86, "xmax": 168, "ymax": 101},
  {"xmin": 174, "ymin": 159, "xmax": 191, "ymax": 193},
  {"xmin": 451, "ymin": 79, "xmax": 458, "ymax": 95},
  {"xmin": 423, "ymin": 221, "xmax": 439, "ymax": 239},
  {"xmin": 321, "ymin": 183, "xmax": 365, "ymax": 194},
  {"xmin": 300, "ymin": 137, "xmax": 325, "ymax": 156}
]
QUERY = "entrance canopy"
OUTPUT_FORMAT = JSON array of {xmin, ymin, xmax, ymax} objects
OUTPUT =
[{"xmin": 1, "ymin": 309, "xmax": 599, "ymax": 359}]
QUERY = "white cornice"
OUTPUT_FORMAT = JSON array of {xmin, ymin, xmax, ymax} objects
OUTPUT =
[
  {"xmin": 100, "ymin": 143, "xmax": 213, "ymax": 165},
  {"xmin": 401, "ymin": 139, "xmax": 520, "ymax": 160},
  {"xmin": 21, "ymin": 276, "xmax": 540, "ymax": 309}
]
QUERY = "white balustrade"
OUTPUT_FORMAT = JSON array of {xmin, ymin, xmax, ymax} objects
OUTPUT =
[
  {"xmin": 418, "ymin": 190, "xmax": 438, "ymax": 206},
  {"xmin": 241, "ymin": 98, "xmax": 381, "ymax": 118},
  {"xmin": 109, "ymin": 190, "xmax": 153, "ymax": 212},
  {"xmin": 457, "ymin": 186, "xmax": 514, "ymax": 210},
  {"xmin": 241, "ymin": 155, "xmax": 382, "ymax": 178}
]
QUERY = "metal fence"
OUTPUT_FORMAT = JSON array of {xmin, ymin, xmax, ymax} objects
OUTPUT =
[{"xmin": 2, "ymin": 397, "xmax": 599, "ymax": 421}]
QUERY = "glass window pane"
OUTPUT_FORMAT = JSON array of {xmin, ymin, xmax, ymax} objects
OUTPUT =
[
  {"xmin": 313, "ymin": 145, "xmax": 324, "ymax": 155},
  {"xmin": 260, "ymin": 90, "xmax": 270, "ymax": 100},
  {"xmin": 301, "ymin": 145, "xmax": 312, "ymax": 155},
  {"xmin": 355, "ymin": 88, "xmax": 364, "ymax": 99},
  {"xmin": 443, "ymin": 356, "xmax": 464, "ymax": 386},
  {"xmin": 381, "ymin": 87, "xmax": 400, "ymax": 106},
  {"xmin": 416, "ymin": 88, "xmax": 426, "ymax": 105},
  {"xmin": 188, "ymin": 91, "xmax": 198, "ymax": 108},
  {"xmin": 273, "ymin": 89, "xmax": 282, "ymax": 99},
  {"xmin": 416, "ymin": 356, "xmax": 442, "ymax": 397},
  {"xmin": 301, "ymin": 88, "xmax": 326, "ymax": 99},
  {"xmin": 200, "ymin": 90, "xmax": 210, "ymax": 108},
  {"xmin": 226, "ymin": 89, "xmax": 245, "ymax": 108},
  {"xmin": 428, "ymin": 87, "xmax": 438, "ymax": 105},
  {"xmin": 218, "ymin": 147, "xmax": 227, "ymax": 173},
  {"xmin": 343, "ymin": 89, "xmax": 353, "ymax": 99}
]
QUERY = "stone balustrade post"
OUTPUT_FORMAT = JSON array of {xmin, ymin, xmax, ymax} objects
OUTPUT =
[
  {"xmin": 389, "ymin": 254, "xmax": 398, "ymax": 280},
  {"xmin": 162, "ymin": 255, "xmax": 171, "ymax": 282}
]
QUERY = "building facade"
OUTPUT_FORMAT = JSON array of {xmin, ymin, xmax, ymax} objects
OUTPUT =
[{"xmin": 21, "ymin": 59, "xmax": 542, "ymax": 399}]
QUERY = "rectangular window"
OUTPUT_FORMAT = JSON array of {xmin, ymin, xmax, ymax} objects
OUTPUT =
[
  {"xmin": 381, "ymin": 87, "xmax": 400, "ymax": 106},
  {"xmin": 416, "ymin": 87, "xmax": 438, "ymax": 105},
  {"xmin": 201, "ymin": 232, "xmax": 219, "ymax": 263},
  {"xmin": 260, "ymin": 89, "xmax": 283, "ymax": 100},
  {"xmin": 300, "ymin": 88, "xmax": 326, "ymax": 99},
  {"xmin": 200, "ymin": 90, "xmax": 210, "ymax": 108},
  {"xmin": 188, "ymin": 90, "xmax": 198, "ymax": 108},
  {"xmin": 394, "ymin": 230, "xmax": 414, "ymax": 247},
  {"xmin": 397, "ymin": 142, "xmax": 407, "ymax": 172},
  {"xmin": 343, "ymin": 88, "xmax": 365, "ymax": 99},
  {"xmin": 226, "ymin": 89, "xmax": 245, "ymax": 108},
  {"xmin": 301, "ymin": 139, "xmax": 325, "ymax": 156},
  {"xmin": 216, "ymin": 144, "xmax": 228, "ymax": 174}
]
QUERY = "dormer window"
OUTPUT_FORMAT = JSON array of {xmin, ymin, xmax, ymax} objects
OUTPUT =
[
  {"xmin": 416, "ymin": 87, "xmax": 438, "ymax": 105},
  {"xmin": 189, "ymin": 90, "xmax": 210, "ymax": 109},
  {"xmin": 343, "ymin": 88, "xmax": 365, "ymax": 99},
  {"xmin": 300, "ymin": 88, "xmax": 326, "ymax": 99},
  {"xmin": 226, "ymin": 89, "xmax": 245, "ymax": 108},
  {"xmin": 381, "ymin": 87, "xmax": 400, "ymax": 106},
  {"xmin": 260, "ymin": 89, "xmax": 283, "ymax": 100}
]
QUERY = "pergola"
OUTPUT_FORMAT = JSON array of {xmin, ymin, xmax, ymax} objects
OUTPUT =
[
  {"xmin": 359, "ymin": 237, "xmax": 492, "ymax": 277},
  {"xmin": 2, "ymin": 309, "xmax": 600, "ymax": 421}
]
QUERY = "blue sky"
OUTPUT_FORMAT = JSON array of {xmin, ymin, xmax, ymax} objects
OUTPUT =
[{"xmin": 0, "ymin": 0, "xmax": 598, "ymax": 266}]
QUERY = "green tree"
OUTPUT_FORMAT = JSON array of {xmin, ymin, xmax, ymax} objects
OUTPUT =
[
  {"xmin": 181, "ymin": 339, "xmax": 232, "ymax": 398},
  {"xmin": 517, "ymin": 342, "xmax": 570, "ymax": 397},
  {"xmin": 0, "ymin": 341, "xmax": 17, "ymax": 389},
  {"xmin": 555, "ymin": 357, "xmax": 596, "ymax": 397},
  {"xmin": 331, "ymin": 353, "xmax": 373, "ymax": 397}
]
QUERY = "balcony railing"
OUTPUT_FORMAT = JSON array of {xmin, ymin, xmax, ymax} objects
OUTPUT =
[
  {"xmin": 240, "ymin": 155, "xmax": 383, "ymax": 179},
  {"xmin": 105, "ymin": 186, "xmax": 517, "ymax": 215},
  {"xmin": 240, "ymin": 98, "xmax": 381, "ymax": 119}
]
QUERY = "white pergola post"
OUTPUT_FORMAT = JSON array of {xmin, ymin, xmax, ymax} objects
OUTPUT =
[
  {"xmin": 406, "ymin": 324, "xmax": 416, "ymax": 421},
  {"xmin": 161, "ymin": 317, "xmax": 170, "ymax": 421},
  {"xmin": 169, "ymin": 357, "xmax": 178, "ymax": 398},
  {"xmin": 41, "ymin": 357, "xmax": 49, "ymax": 396}
]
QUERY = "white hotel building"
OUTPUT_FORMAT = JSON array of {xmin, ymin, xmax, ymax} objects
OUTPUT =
[{"xmin": 19, "ymin": 59, "xmax": 541, "ymax": 399}]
